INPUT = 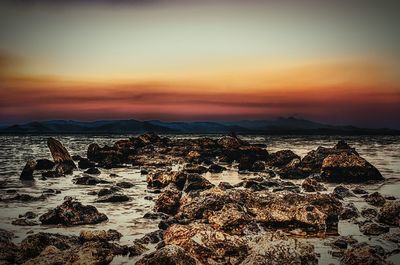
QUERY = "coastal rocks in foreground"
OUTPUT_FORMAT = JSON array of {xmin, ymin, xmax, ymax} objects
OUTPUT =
[
  {"xmin": 340, "ymin": 243, "xmax": 391, "ymax": 265},
  {"xmin": 39, "ymin": 198, "xmax": 108, "ymax": 226},
  {"xmin": 136, "ymin": 245, "xmax": 197, "ymax": 265}
]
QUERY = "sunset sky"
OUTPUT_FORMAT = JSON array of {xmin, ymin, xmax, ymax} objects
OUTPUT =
[{"xmin": 0, "ymin": 0, "xmax": 399, "ymax": 128}]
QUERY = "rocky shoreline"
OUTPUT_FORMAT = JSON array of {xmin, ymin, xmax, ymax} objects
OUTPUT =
[{"xmin": 0, "ymin": 133, "xmax": 399, "ymax": 264}]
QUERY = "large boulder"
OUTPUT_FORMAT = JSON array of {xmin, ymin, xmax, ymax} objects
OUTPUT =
[
  {"xmin": 321, "ymin": 152, "xmax": 383, "ymax": 182},
  {"xmin": 164, "ymin": 223, "xmax": 249, "ymax": 264},
  {"xmin": 39, "ymin": 199, "xmax": 108, "ymax": 226}
]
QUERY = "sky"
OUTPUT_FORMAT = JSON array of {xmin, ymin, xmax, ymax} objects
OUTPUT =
[{"xmin": 0, "ymin": 0, "xmax": 399, "ymax": 128}]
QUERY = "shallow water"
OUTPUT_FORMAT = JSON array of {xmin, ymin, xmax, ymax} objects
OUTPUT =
[{"xmin": 0, "ymin": 135, "xmax": 399, "ymax": 264}]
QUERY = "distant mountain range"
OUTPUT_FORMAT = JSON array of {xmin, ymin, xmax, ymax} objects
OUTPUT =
[{"xmin": 0, "ymin": 117, "xmax": 399, "ymax": 135}]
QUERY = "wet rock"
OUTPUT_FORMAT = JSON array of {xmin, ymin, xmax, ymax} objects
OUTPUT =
[
  {"xmin": 321, "ymin": 152, "xmax": 383, "ymax": 182},
  {"xmin": 352, "ymin": 187, "xmax": 368, "ymax": 195},
  {"xmin": 186, "ymin": 150, "xmax": 201, "ymax": 162},
  {"xmin": 184, "ymin": 164, "xmax": 208, "ymax": 174},
  {"xmin": 154, "ymin": 186, "xmax": 182, "ymax": 214},
  {"xmin": 217, "ymin": 136, "xmax": 246, "ymax": 149},
  {"xmin": 277, "ymin": 159, "xmax": 308, "ymax": 179},
  {"xmin": 340, "ymin": 243, "xmax": 389, "ymax": 265},
  {"xmin": 87, "ymin": 143, "xmax": 124, "ymax": 168},
  {"xmin": 208, "ymin": 203, "xmax": 259, "ymax": 235},
  {"xmin": 218, "ymin": 182, "xmax": 234, "ymax": 190},
  {"xmin": 35, "ymin": 159, "xmax": 55, "ymax": 170},
  {"xmin": 19, "ymin": 211, "xmax": 38, "ymax": 219},
  {"xmin": 0, "ymin": 229, "xmax": 13, "ymax": 243},
  {"xmin": 41, "ymin": 170, "xmax": 60, "ymax": 178},
  {"xmin": 20, "ymin": 160, "xmax": 37, "ymax": 180},
  {"xmin": 359, "ymin": 222, "xmax": 389, "ymax": 236},
  {"xmin": 136, "ymin": 230, "xmax": 164, "ymax": 244},
  {"xmin": 340, "ymin": 203, "xmax": 360, "ymax": 220},
  {"xmin": 11, "ymin": 218, "xmax": 39, "ymax": 226},
  {"xmin": 143, "ymin": 212, "xmax": 169, "ymax": 220},
  {"xmin": 55, "ymin": 161, "xmax": 76, "ymax": 175},
  {"xmin": 140, "ymin": 168, "xmax": 149, "ymax": 175},
  {"xmin": 208, "ymin": 163, "xmax": 225, "ymax": 173},
  {"xmin": 183, "ymin": 174, "xmax": 214, "ymax": 192},
  {"xmin": 73, "ymin": 174, "xmax": 110, "ymax": 185},
  {"xmin": 302, "ymin": 177, "xmax": 327, "ymax": 192},
  {"xmin": 95, "ymin": 193, "xmax": 129, "ymax": 203},
  {"xmin": 79, "ymin": 229, "xmax": 122, "ymax": 242},
  {"xmin": 78, "ymin": 158, "xmax": 96, "ymax": 169},
  {"xmin": 251, "ymin": 160, "xmax": 266, "ymax": 172},
  {"xmin": 361, "ymin": 208, "xmax": 379, "ymax": 219},
  {"xmin": 332, "ymin": 236, "xmax": 358, "ymax": 250},
  {"xmin": 365, "ymin": 192, "xmax": 386, "ymax": 207},
  {"xmin": 242, "ymin": 231, "xmax": 318, "ymax": 265},
  {"xmin": 97, "ymin": 186, "xmax": 121, "ymax": 197},
  {"xmin": 47, "ymin": 138, "xmax": 75, "ymax": 165},
  {"xmin": 116, "ymin": 181, "xmax": 135, "ymax": 189},
  {"xmin": 333, "ymin": 185, "xmax": 355, "ymax": 199},
  {"xmin": 266, "ymin": 150, "xmax": 300, "ymax": 167},
  {"xmin": 128, "ymin": 242, "xmax": 148, "ymax": 257},
  {"xmin": 164, "ymin": 223, "xmax": 248, "ymax": 264},
  {"xmin": 378, "ymin": 201, "xmax": 400, "ymax": 226},
  {"xmin": 136, "ymin": 244, "xmax": 197, "ymax": 265},
  {"xmin": 71, "ymin": 155, "xmax": 82, "ymax": 161},
  {"xmin": 0, "ymin": 230, "xmax": 18, "ymax": 264},
  {"xmin": 39, "ymin": 199, "xmax": 108, "ymax": 226},
  {"xmin": 0, "ymin": 193, "xmax": 47, "ymax": 202},
  {"xmin": 18, "ymin": 232, "xmax": 80, "ymax": 261},
  {"xmin": 83, "ymin": 167, "xmax": 100, "ymax": 175},
  {"xmin": 147, "ymin": 171, "xmax": 187, "ymax": 189}
]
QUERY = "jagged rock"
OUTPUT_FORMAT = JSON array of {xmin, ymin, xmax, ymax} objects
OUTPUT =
[
  {"xmin": 79, "ymin": 229, "xmax": 122, "ymax": 242},
  {"xmin": 251, "ymin": 161, "xmax": 266, "ymax": 172},
  {"xmin": 136, "ymin": 245, "xmax": 197, "ymax": 265},
  {"xmin": 11, "ymin": 218, "xmax": 39, "ymax": 226},
  {"xmin": 217, "ymin": 136, "xmax": 246, "ymax": 149},
  {"xmin": 0, "ymin": 229, "xmax": 13, "ymax": 243},
  {"xmin": 19, "ymin": 211, "xmax": 37, "ymax": 219},
  {"xmin": 136, "ymin": 230, "xmax": 164, "ymax": 244},
  {"xmin": 378, "ymin": 201, "xmax": 400, "ymax": 226},
  {"xmin": 277, "ymin": 159, "xmax": 308, "ymax": 179},
  {"xmin": 83, "ymin": 167, "xmax": 100, "ymax": 175},
  {"xmin": 47, "ymin": 138, "xmax": 75, "ymax": 165},
  {"xmin": 359, "ymin": 222, "xmax": 389, "ymax": 236},
  {"xmin": 128, "ymin": 242, "xmax": 148, "ymax": 257},
  {"xmin": 20, "ymin": 160, "xmax": 37, "ymax": 180},
  {"xmin": 352, "ymin": 187, "xmax": 368, "ymax": 194},
  {"xmin": 218, "ymin": 182, "xmax": 234, "ymax": 190},
  {"xmin": 302, "ymin": 177, "xmax": 327, "ymax": 192},
  {"xmin": 321, "ymin": 152, "xmax": 383, "ymax": 182},
  {"xmin": 0, "ymin": 229, "xmax": 18, "ymax": 264},
  {"xmin": 340, "ymin": 203, "xmax": 360, "ymax": 220},
  {"xmin": 164, "ymin": 223, "xmax": 248, "ymax": 264},
  {"xmin": 184, "ymin": 164, "xmax": 208, "ymax": 174},
  {"xmin": 365, "ymin": 192, "xmax": 386, "ymax": 207},
  {"xmin": 39, "ymin": 199, "xmax": 108, "ymax": 225},
  {"xmin": 266, "ymin": 150, "xmax": 300, "ymax": 167},
  {"xmin": 97, "ymin": 186, "xmax": 121, "ymax": 197},
  {"xmin": 73, "ymin": 174, "xmax": 110, "ymax": 185},
  {"xmin": 183, "ymin": 174, "xmax": 214, "ymax": 192},
  {"xmin": 186, "ymin": 151, "xmax": 201, "ymax": 162},
  {"xmin": 333, "ymin": 185, "xmax": 355, "ymax": 199},
  {"xmin": 147, "ymin": 171, "xmax": 187, "ymax": 189},
  {"xmin": 361, "ymin": 208, "xmax": 379, "ymax": 219},
  {"xmin": 154, "ymin": 186, "xmax": 182, "ymax": 214},
  {"xmin": 55, "ymin": 161, "xmax": 76, "ymax": 175},
  {"xmin": 95, "ymin": 193, "xmax": 129, "ymax": 203},
  {"xmin": 208, "ymin": 163, "xmax": 225, "ymax": 173},
  {"xmin": 340, "ymin": 243, "xmax": 390, "ymax": 265},
  {"xmin": 35, "ymin": 159, "xmax": 55, "ymax": 170},
  {"xmin": 242, "ymin": 231, "xmax": 318, "ymax": 265}
]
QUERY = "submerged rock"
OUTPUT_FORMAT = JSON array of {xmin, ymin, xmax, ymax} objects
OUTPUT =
[
  {"xmin": 39, "ymin": 199, "xmax": 108, "ymax": 226},
  {"xmin": 83, "ymin": 167, "xmax": 101, "ymax": 175},
  {"xmin": 95, "ymin": 193, "xmax": 129, "ymax": 203},
  {"xmin": 73, "ymin": 174, "xmax": 110, "ymax": 185},
  {"xmin": 321, "ymin": 152, "xmax": 383, "ymax": 182},
  {"xmin": 136, "ymin": 245, "xmax": 197, "ymax": 265}
]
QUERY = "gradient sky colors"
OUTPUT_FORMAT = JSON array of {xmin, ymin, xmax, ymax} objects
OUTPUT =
[{"xmin": 1, "ymin": 0, "xmax": 399, "ymax": 128}]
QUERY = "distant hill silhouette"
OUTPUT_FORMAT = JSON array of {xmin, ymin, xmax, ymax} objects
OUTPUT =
[{"xmin": 1, "ymin": 117, "xmax": 399, "ymax": 135}]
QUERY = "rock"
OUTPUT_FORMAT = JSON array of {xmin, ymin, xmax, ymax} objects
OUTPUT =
[
  {"xmin": 73, "ymin": 174, "xmax": 110, "ymax": 185},
  {"xmin": 47, "ymin": 138, "xmax": 75, "ymax": 165},
  {"xmin": 116, "ymin": 181, "xmax": 134, "ymax": 189},
  {"xmin": 0, "ymin": 229, "xmax": 13, "ymax": 243},
  {"xmin": 187, "ymin": 151, "xmax": 201, "ymax": 162},
  {"xmin": 266, "ymin": 150, "xmax": 300, "ymax": 167},
  {"xmin": 11, "ymin": 218, "xmax": 39, "ymax": 226},
  {"xmin": 95, "ymin": 193, "xmax": 129, "ymax": 203},
  {"xmin": 361, "ymin": 208, "xmax": 379, "ymax": 219},
  {"xmin": 83, "ymin": 167, "xmax": 100, "ymax": 175},
  {"xmin": 97, "ymin": 186, "xmax": 121, "ymax": 197},
  {"xmin": 217, "ymin": 136, "xmax": 246, "ymax": 149},
  {"xmin": 0, "ymin": 229, "xmax": 18, "ymax": 263},
  {"xmin": 78, "ymin": 158, "xmax": 96, "ymax": 169},
  {"xmin": 208, "ymin": 163, "xmax": 225, "ymax": 173},
  {"xmin": 35, "ymin": 159, "xmax": 55, "ymax": 170},
  {"xmin": 184, "ymin": 164, "xmax": 208, "ymax": 174},
  {"xmin": 154, "ymin": 187, "xmax": 182, "ymax": 214},
  {"xmin": 71, "ymin": 155, "xmax": 82, "ymax": 161},
  {"xmin": 333, "ymin": 185, "xmax": 355, "ymax": 199},
  {"xmin": 302, "ymin": 177, "xmax": 327, "ymax": 192},
  {"xmin": 321, "ymin": 152, "xmax": 383, "ymax": 182},
  {"xmin": 251, "ymin": 161, "xmax": 266, "ymax": 172},
  {"xmin": 164, "ymin": 223, "xmax": 248, "ymax": 264},
  {"xmin": 218, "ymin": 182, "xmax": 234, "ymax": 190},
  {"xmin": 18, "ymin": 232, "xmax": 80, "ymax": 261},
  {"xmin": 340, "ymin": 243, "xmax": 390, "ymax": 265},
  {"xmin": 20, "ymin": 160, "xmax": 37, "ymax": 180},
  {"xmin": 79, "ymin": 229, "xmax": 122, "ymax": 242},
  {"xmin": 340, "ymin": 203, "xmax": 360, "ymax": 220},
  {"xmin": 242, "ymin": 231, "xmax": 318, "ymax": 265},
  {"xmin": 378, "ymin": 201, "xmax": 400, "ymax": 226},
  {"xmin": 147, "ymin": 171, "xmax": 187, "ymax": 189},
  {"xmin": 352, "ymin": 187, "xmax": 368, "ymax": 195},
  {"xmin": 365, "ymin": 192, "xmax": 386, "ymax": 207},
  {"xmin": 359, "ymin": 222, "xmax": 389, "ymax": 236},
  {"xmin": 128, "ymin": 242, "xmax": 148, "ymax": 257},
  {"xmin": 136, "ymin": 230, "xmax": 164, "ymax": 244},
  {"xmin": 238, "ymin": 156, "xmax": 254, "ymax": 171},
  {"xmin": 277, "ymin": 159, "xmax": 308, "ymax": 179},
  {"xmin": 41, "ymin": 170, "xmax": 60, "ymax": 178},
  {"xmin": 183, "ymin": 174, "xmax": 214, "ymax": 192},
  {"xmin": 55, "ymin": 161, "xmax": 76, "ymax": 175},
  {"xmin": 0, "ymin": 193, "xmax": 47, "ymax": 202},
  {"xmin": 136, "ymin": 245, "xmax": 197, "ymax": 265},
  {"xmin": 137, "ymin": 132, "xmax": 161, "ymax": 145},
  {"xmin": 39, "ymin": 199, "xmax": 108, "ymax": 226}
]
